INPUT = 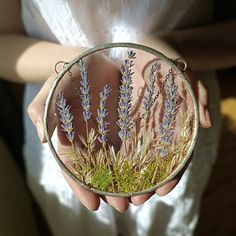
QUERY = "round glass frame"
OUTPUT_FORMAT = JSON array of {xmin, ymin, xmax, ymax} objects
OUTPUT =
[{"xmin": 44, "ymin": 42, "xmax": 199, "ymax": 197}]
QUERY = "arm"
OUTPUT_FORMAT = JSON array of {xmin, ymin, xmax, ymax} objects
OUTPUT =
[
  {"xmin": 139, "ymin": 19, "xmax": 236, "ymax": 71},
  {"xmin": 0, "ymin": 35, "xmax": 85, "ymax": 83},
  {"xmin": 0, "ymin": 0, "xmax": 233, "ymax": 212},
  {"xmin": 0, "ymin": 0, "xmax": 85, "ymax": 84},
  {"xmin": 1, "ymin": 1, "xmax": 235, "ymax": 83}
]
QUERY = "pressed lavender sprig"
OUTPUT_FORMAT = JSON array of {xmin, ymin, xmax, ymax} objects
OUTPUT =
[
  {"xmin": 56, "ymin": 92, "xmax": 75, "ymax": 143},
  {"xmin": 159, "ymin": 69, "xmax": 179, "ymax": 157},
  {"xmin": 97, "ymin": 84, "xmax": 112, "ymax": 146},
  {"xmin": 77, "ymin": 59, "xmax": 92, "ymax": 121},
  {"xmin": 143, "ymin": 61, "xmax": 159, "ymax": 117},
  {"xmin": 117, "ymin": 50, "xmax": 136, "ymax": 141}
]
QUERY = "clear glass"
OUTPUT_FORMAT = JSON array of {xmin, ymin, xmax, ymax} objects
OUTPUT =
[{"xmin": 44, "ymin": 43, "xmax": 198, "ymax": 196}]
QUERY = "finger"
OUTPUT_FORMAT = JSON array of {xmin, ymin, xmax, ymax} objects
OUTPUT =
[
  {"xmin": 155, "ymin": 178, "xmax": 179, "ymax": 196},
  {"xmin": 27, "ymin": 74, "xmax": 57, "ymax": 143},
  {"xmin": 131, "ymin": 192, "xmax": 153, "ymax": 205},
  {"xmin": 62, "ymin": 171, "xmax": 100, "ymax": 211},
  {"xmin": 197, "ymin": 81, "xmax": 212, "ymax": 128},
  {"xmin": 105, "ymin": 196, "xmax": 129, "ymax": 212}
]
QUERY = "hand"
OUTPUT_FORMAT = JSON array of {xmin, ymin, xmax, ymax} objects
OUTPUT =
[
  {"xmin": 28, "ymin": 49, "xmax": 212, "ymax": 212},
  {"xmin": 133, "ymin": 52, "xmax": 212, "ymax": 199},
  {"xmin": 154, "ymin": 80, "xmax": 212, "ymax": 196},
  {"xmin": 28, "ymin": 53, "xmax": 131, "ymax": 211}
]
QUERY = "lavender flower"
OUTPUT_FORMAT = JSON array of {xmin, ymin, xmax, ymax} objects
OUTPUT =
[
  {"xmin": 159, "ymin": 70, "xmax": 179, "ymax": 157},
  {"xmin": 117, "ymin": 50, "xmax": 136, "ymax": 141},
  {"xmin": 77, "ymin": 59, "xmax": 92, "ymax": 121},
  {"xmin": 97, "ymin": 84, "xmax": 112, "ymax": 145},
  {"xmin": 128, "ymin": 50, "xmax": 136, "ymax": 60},
  {"xmin": 56, "ymin": 92, "xmax": 75, "ymax": 143},
  {"xmin": 143, "ymin": 61, "xmax": 159, "ymax": 117}
]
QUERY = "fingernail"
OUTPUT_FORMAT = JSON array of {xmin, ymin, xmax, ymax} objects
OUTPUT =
[
  {"xmin": 204, "ymin": 110, "xmax": 212, "ymax": 127},
  {"xmin": 36, "ymin": 122, "xmax": 44, "ymax": 142}
]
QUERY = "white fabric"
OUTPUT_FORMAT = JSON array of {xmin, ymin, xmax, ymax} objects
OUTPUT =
[{"xmin": 21, "ymin": 1, "xmax": 220, "ymax": 235}]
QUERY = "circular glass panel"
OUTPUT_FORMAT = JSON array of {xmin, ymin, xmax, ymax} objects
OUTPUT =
[{"xmin": 44, "ymin": 43, "xmax": 198, "ymax": 196}]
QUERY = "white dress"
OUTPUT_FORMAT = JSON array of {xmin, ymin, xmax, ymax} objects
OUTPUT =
[{"xmin": 22, "ymin": 1, "xmax": 220, "ymax": 235}]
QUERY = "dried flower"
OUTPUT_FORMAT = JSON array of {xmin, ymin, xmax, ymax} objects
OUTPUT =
[
  {"xmin": 117, "ymin": 50, "xmax": 136, "ymax": 141},
  {"xmin": 56, "ymin": 92, "xmax": 74, "ymax": 143},
  {"xmin": 97, "ymin": 84, "xmax": 112, "ymax": 145},
  {"xmin": 77, "ymin": 59, "xmax": 92, "ymax": 121},
  {"xmin": 159, "ymin": 69, "xmax": 179, "ymax": 157},
  {"xmin": 128, "ymin": 50, "xmax": 136, "ymax": 60},
  {"xmin": 143, "ymin": 61, "xmax": 159, "ymax": 117}
]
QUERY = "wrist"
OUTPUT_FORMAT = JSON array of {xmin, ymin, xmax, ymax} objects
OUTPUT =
[{"xmin": 136, "ymin": 33, "xmax": 182, "ymax": 60}]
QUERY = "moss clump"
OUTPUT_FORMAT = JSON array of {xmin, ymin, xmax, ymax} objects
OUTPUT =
[
  {"xmin": 114, "ymin": 160, "xmax": 140, "ymax": 193},
  {"xmin": 91, "ymin": 166, "xmax": 114, "ymax": 192},
  {"xmin": 140, "ymin": 162, "xmax": 160, "ymax": 190},
  {"xmin": 67, "ymin": 112, "xmax": 193, "ymax": 194}
]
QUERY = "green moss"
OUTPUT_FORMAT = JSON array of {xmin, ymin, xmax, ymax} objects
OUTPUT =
[
  {"xmin": 141, "ymin": 162, "xmax": 160, "ymax": 189},
  {"xmin": 68, "ymin": 137, "xmax": 189, "ymax": 193},
  {"xmin": 158, "ymin": 157, "xmax": 173, "ymax": 181},
  {"xmin": 72, "ymin": 152, "xmax": 176, "ymax": 193},
  {"xmin": 91, "ymin": 166, "xmax": 114, "ymax": 192},
  {"xmin": 114, "ymin": 160, "xmax": 140, "ymax": 193}
]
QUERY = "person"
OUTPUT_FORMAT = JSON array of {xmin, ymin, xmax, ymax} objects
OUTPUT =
[{"xmin": 0, "ymin": 0, "xmax": 236, "ymax": 235}]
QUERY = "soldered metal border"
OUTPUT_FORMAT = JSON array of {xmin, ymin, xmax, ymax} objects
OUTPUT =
[{"xmin": 44, "ymin": 42, "xmax": 199, "ymax": 197}]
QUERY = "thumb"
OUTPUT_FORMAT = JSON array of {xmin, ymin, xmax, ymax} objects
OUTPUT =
[
  {"xmin": 27, "ymin": 74, "xmax": 57, "ymax": 143},
  {"xmin": 197, "ymin": 80, "xmax": 213, "ymax": 128},
  {"xmin": 185, "ymin": 70, "xmax": 213, "ymax": 129}
]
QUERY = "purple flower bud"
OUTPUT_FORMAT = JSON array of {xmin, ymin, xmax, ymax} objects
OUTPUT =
[
  {"xmin": 77, "ymin": 59, "xmax": 92, "ymax": 121},
  {"xmin": 97, "ymin": 84, "xmax": 112, "ymax": 145},
  {"xmin": 56, "ymin": 92, "xmax": 75, "ymax": 143},
  {"xmin": 117, "ymin": 50, "xmax": 136, "ymax": 141},
  {"xmin": 159, "ymin": 71, "xmax": 179, "ymax": 158},
  {"xmin": 143, "ymin": 61, "xmax": 159, "ymax": 116}
]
